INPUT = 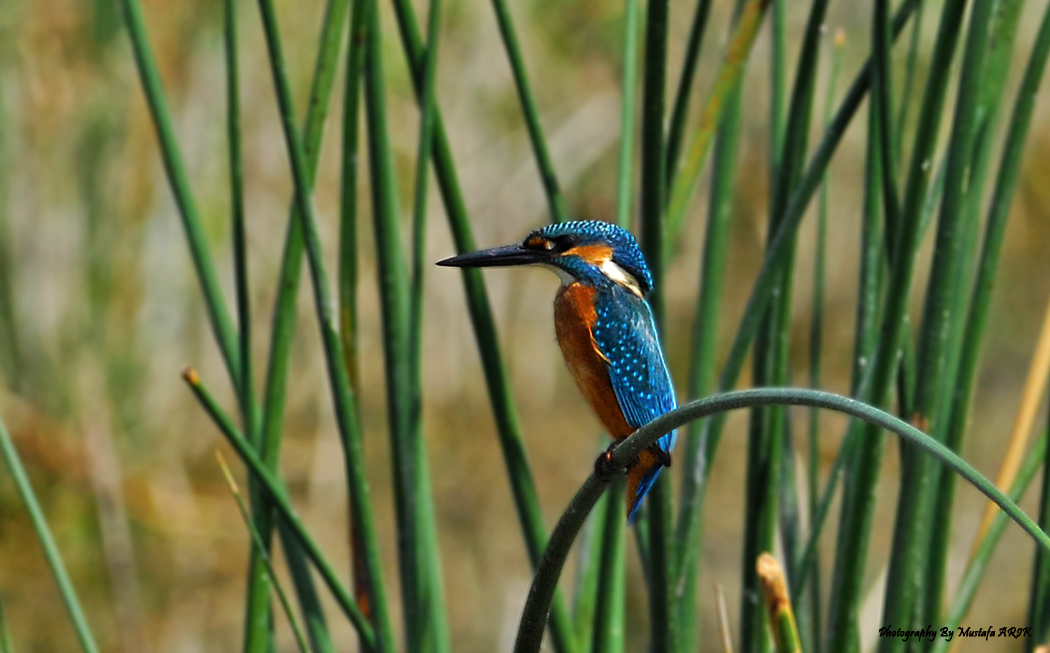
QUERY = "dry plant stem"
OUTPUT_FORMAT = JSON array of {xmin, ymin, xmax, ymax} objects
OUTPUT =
[
  {"xmin": 971, "ymin": 297, "xmax": 1050, "ymax": 553},
  {"xmin": 181, "ymin": 368, "xmax": 377, "ymax": 648},
  {"xmin": 216, "ymin": 453, "xmax": 310, "ymax": 653},
  {"xmin": 665, "ymin": 0, "xmax": 771, "ymax": 241},
  {"xmin": 716, "ymin": 583, "xmax": 735, "ymax": 653},
  {"xmin": 756, "ymin": 554, "xmax": 802, "ymax": 653}
]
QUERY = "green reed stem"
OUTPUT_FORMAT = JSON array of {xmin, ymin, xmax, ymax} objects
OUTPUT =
[
  {"xmin": 365, "ymin": 1, "xmax": 448, "ymax": 648},
  {"xmin": 676, "ymin": 3, "xmax": 921, "ymax": 640},
  {"xmin": 895, "ymin": 0, "xmax": 924, "ymax": 162},
  {"xmin": 638, "ymin": 1, "xmax": 675, "ymax": 649},
  {"xmin": 182, "ymin": 370, "xmax": 376, "ymax": 648},
  {"xmin": 591, "ymin": 477, "xmax": 626, "ymax": 653},
  {"xmin": 930, "ymin": 431, "xmax": 1048, "ymax": 653},
  {"xmin": 1031, "ymin": 423, "xmax": 1050, "ymax": 650},
  {"xmin": 410, "ymin": 0, "xmax": 452, "ymax": 651},
  {"xmin": 571, "ymin": 491, "xmax": 606, "ymax": 651},
  {"xmin": 924, "ymin": 0, "xmax": 1027, "ymax": 627},
  {"xmin": 489, "ymin": 0, "xmax": 568, "ymax": 223},
  {"xmin": 221, "ymin": 0, "xmax": 275, "ymax": 648},
  {"xmin": 674, "ymin": 0, "xmax": 747, "ymax": 619},
  {"xmin": 254, "ymin": 1, "xmax": 396, "ymax": 649},
  {"xmin": 828, "ymin": 2, "xmax": 967, "ymax": 649},
  {"xmin": 389, "ymin": 2, "xmax": 578, "ymax": 650},
  {"xmin": 743, "ymin": 3, "xmax": 829, "ymax": 650},
  {"xmin": 614, "ymin": 0, "xmax": 640, "ymax": 230},
  {"xmin": 664, "ymin": 0, "xmax": 714, "ymax": 184},
  {"xmin": 798, "ymin": 31, "xmax": 842, "ymax": 653},
  {"xmin": 217, "ymin": 455, "xmax": 310, "ymax": 653},
  {"xmin": 336, "ymin": 5, "xmax": 373, "ymax": 644},
  {"xmin": 0, "ymin": 413, "xmax": 98, "ymax": 653},
  {"xmin": 515, "ymin": 388, "xmax": 1050, "ymax": 653},
  {"xmin": 223, "ymin": 0, "xmax": 253, "ymax": 442},
  {"xmin": 0, "ymin": 591, "xmax": 11, "ymax": 653},
  {"xmin": 117, "ymin": 0, "xmax": 241, "ymax": 388},
  {"xmin": 880, "ymin": 2, "xmax": 988, "ymax": 647},
  {"xmin": 242, "ymin": 2, "xmax": 352, "ymax": 650}
]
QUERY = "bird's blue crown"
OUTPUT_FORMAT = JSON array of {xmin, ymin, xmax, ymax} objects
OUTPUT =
[{"xmin": 529, "ymin": 221, "xmax": 654, "ymax": 295}]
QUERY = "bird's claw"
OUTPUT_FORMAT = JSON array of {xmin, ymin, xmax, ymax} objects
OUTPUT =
[{"xmin": 594, "ymin": 443, "xmax": 632, "ymax": 482}]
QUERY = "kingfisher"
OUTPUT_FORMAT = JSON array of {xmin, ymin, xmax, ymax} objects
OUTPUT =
[{"xmin": 438, "ymin": 220, "xmax": 677, "ymax": 521}]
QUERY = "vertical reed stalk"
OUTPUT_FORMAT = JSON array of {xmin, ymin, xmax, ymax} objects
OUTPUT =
[{"xmin": 0, "ymin": 414, "xmax": 99, "ymax": 653}]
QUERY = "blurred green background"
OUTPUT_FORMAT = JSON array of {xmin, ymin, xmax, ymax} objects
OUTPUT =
[{"xmin": 2, "ymin": 0, "xmax": 1050, "ymax": 650}]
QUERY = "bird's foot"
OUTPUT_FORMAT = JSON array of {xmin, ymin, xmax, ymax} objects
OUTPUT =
[
  {"xmin": 594, "ymin": 442, "xmax": 629, "ymax": 482},
  {"xmin": 650, "ymin": 444, "xmax": 672, "ymax": 468}
]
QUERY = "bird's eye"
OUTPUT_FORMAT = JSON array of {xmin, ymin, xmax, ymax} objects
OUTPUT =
[{"xmin": 549, "ymin": 236, "xmax": 575, "ymax": 252}]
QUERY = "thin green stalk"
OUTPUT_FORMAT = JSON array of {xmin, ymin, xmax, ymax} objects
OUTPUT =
[
  {"xmin": 217, "ymin": 455, "xmax": 310, "ymax": 653},
  {"xmin": 828, "ymin": 0, "xmax": 969, "ymax": 647},
  {"xmin": 117, "ymin": 0, "xmax": 241, "ymax": 388},
  {"xmin": 277, "ymin": 523, "xmax": 334, "ymax": 653},
  {"xmin": 678, "ymin": 2, "xmax": 923, "ymax": 609},
  {"xmin": 253, "ymin": 0, "xmax": 396, "ymax": 649},
  {"xmin": 407, "ymin": 0, "xmax": 451, "ymax": 650},
  {"xmin": 880, "ymin": 1, "xmax": 989, "ymax": 646},
  {"xmin": 674, "ymin": 2, "xmax": 748, "ymax": 630},
  {"xmin": 798, "ymin": 31, "xmax": 843, "ymax": 653},
  {"xmin": 638, "ymin": 1, "xmax": 675, "ymax": 649},
  {"xmin": 181, "ymin": 370, "xmax": 376, "ymax": 648},
  {"xmin": 571, "ymin": 491, "xmax": 606, "ymax": 651},
  {"xmin": 337, "ymin": 2, "xmax": 371, "ymax": 643},
  {"xmin": 768, "ymin": 0, "xmax": 786, "ymax": 168},
  {"xmin": 1030, "ymin": 421, "xmax": 1050, "ymax": 651},
  {"xmin": 0, "ymin": 413, "xmax": 100, "ymax": 653},
  {"xmin": 0, "ymin": 61, "xmax": 19, "ymax": 387},
  {"xmin": 363, "ymin": 1, "xmax": 426, "ymax": 648},
  {"xmin": 488, "ymin": 0, "xmax": 568, "ymax": 223},
  {"xmin": 515, "ymin": 388, "xmax": 1050, "ymax": 653},
  {"xmin": 895, "ymin": 0, "xmax": 925, "ymax": 162},
  {"xmin": 0, "ymin": 590, "xmax": 12, "ymax": 653},
  {"xmin": 926, "ymin": 0, "xmax": 1030, "ymax": 624},
  {"xmin": 664, "ymin": 0, "xmax": 714, "ymax": 184},
  {"xmin": 930, "ymin": 430, "xmax": 1048, "ymax": 653},
  {"xmin": 246, "ymin": 2, "xmax": 353, "ymax": 649},
  {"xmin": 590, "ymin": 478, "xmax": 626, "ymax": 653},
  {"xmin": 639, "ymin": 0, "xmax": 669, "ymax": 324},
  {"xmin": 614, "ymin": 0, "xmax": 640, "ymax": 230},
  {"xmin": 742, "ymin": 2, "xmax": 830, "ymax": 649},
  {"xmin": 390, "ymin": 2, "xmax": 578, "ymax": 649},
  {"xmin": 221, "ymin": 0, "xmax": 275, "ymax": 648},
  {"xmin": 872, "ymin": 0, "xmax": 901, "ymax": 249},
  {"xmin": 224, "ymin": 0, "xmax": 252, "ymax": 450},
  {"xmin": 665, "ymin": 0, "xmax": 771, "ymax": 242}
]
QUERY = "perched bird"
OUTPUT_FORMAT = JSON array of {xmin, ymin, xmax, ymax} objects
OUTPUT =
[{"xmin": 438, "ymin": 220, "xmax": 677, "ymax": 521}]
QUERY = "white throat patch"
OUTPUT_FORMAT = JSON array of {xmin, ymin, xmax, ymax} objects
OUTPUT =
[{"xmin": 599, "ymin": 259, "xmax": 644, "ymax": 297}]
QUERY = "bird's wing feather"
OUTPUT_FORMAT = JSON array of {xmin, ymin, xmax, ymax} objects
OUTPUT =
[{"xmin": 590, "ymin": 289, "xmax": 677, "ymax": 454}]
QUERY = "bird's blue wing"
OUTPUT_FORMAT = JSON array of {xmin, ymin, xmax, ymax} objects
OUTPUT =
[
  {"xmin": 590, "ymin": 289, "xmax": 677, "ymax": 453},
  {"xmin": 591, "ymin": 288, "xmax": 677, "ymax": 521}
]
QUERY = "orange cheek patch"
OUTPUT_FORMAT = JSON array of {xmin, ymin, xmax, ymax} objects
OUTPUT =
[{"xmin": 564, "ymin": 244, "xmax": 613, "ymax": 266}]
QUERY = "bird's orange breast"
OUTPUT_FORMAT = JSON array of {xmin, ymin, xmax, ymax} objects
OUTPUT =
[{"xmin": 554, "ymin": 283, "xmax": 633, "ymax": 439}]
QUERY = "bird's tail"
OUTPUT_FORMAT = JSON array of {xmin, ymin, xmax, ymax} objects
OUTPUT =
[{"xmin": 626, "ymin": 443, "xmax": 673, "ymax": 523}]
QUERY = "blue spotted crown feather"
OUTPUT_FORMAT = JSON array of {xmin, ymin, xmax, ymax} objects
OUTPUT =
[{"xmin": 531, "ymin": 221, "xmax": 654, "ymax": 295}]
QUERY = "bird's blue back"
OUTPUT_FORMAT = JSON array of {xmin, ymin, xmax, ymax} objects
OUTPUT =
[{"xmin": 589, "ymin": 281, "xmax": 677, "ymax": 520}]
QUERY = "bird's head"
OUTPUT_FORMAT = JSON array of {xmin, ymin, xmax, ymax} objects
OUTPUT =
[{"xmin": 437, "ymin": 221, "xmax": 653, "ymax": 297}]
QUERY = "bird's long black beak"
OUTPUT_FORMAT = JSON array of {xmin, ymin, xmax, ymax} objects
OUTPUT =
[{"xmin": 436, "ymin": 243, "xmax": 546, "ymax": 268}]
